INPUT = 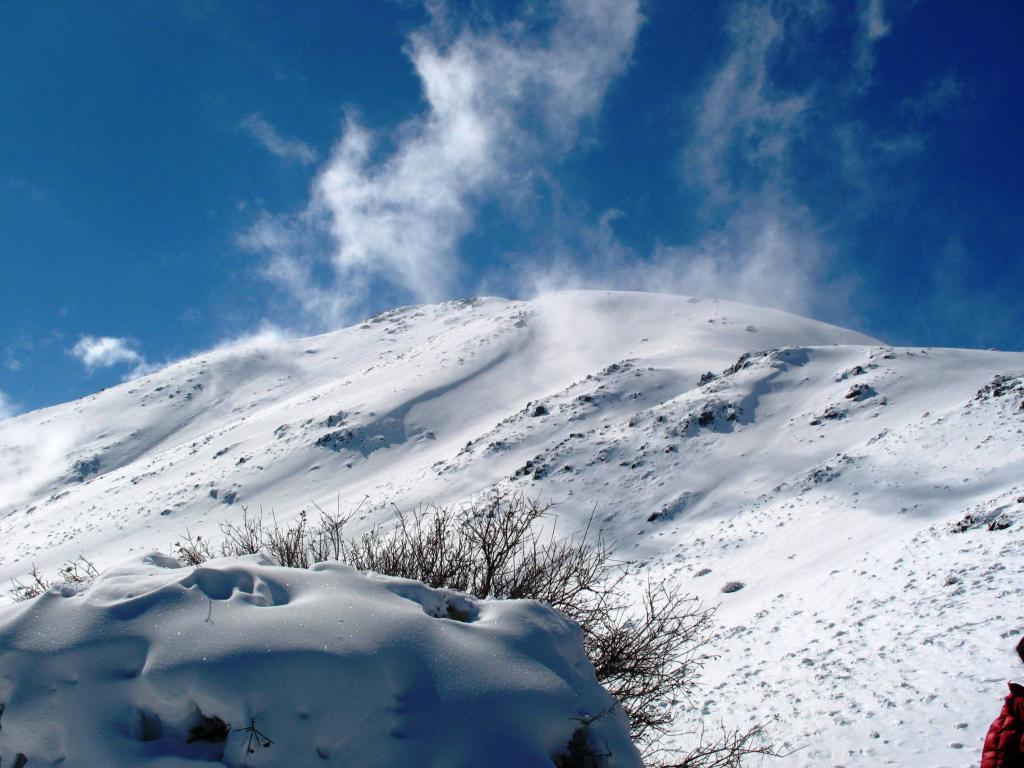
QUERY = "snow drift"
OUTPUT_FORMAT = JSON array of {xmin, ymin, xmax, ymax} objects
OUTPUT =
[{"xmin": 0, "ymin": 553, "xmax": 639, "ymax": 767}]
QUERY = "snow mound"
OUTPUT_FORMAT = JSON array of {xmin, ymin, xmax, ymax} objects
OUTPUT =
[{"xmin": 0, "ymin": 554, "xmax": 639, "ymax": 767}]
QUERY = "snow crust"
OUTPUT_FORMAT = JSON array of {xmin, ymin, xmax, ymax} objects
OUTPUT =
[
  {"xmin": 0, "ymin": 553, "xmax": 638, "ymax": 767},
  {"xmin": 1, "ymin": 289, "xmax": 1022, "ymax": 766}
]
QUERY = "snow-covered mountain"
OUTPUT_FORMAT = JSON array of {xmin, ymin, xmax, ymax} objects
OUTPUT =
[{"xmin": 2, "ymin": 290, "xmax": 1022, "ymax": 766}]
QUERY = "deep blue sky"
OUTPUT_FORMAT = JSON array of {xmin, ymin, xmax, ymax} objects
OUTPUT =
[{"xmin": 1, "ymin": 0, "xmax": 1021, "ymax": 415}]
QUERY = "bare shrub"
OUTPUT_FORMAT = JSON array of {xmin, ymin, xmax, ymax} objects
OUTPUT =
[
  {"xmin": 218, "ymin": 508, "xmax": 266, "ymax": 557},
  {"xmin": 307, "ymin": 500, "xmax": 349, "ymax": 562},
  {"xmin": 10, "ymin": 555, "xmax": 99, "ymax": 602},
  {"xmin": 171, "ymin": 492, "xmax": 783, "ymax": 764},
  {"xmin": 648, "ymin": 718, "xmax": 785, "ymax": 768},
  {"xmin": 180, "ymin": 503, "xmax": 354, "ymax": 569},
  {"xmin": 59, "ymin": 555, "xmax": 99, "ymax": 585},
  {"xmin": 174, "ymin": 529, "xmax": 219, "ymax": 566},
  {"xmin": 340, "ymin": 496, "xmax": 616, "ymax": 617},
  {"xmin": 9, "ymin": 564, "xmax": 51, "ymax": 602},
  {"xmin": 342, "ymin": 504, "xmax": 475, "ymax": 590},
  {"xmin": 585, "ymin": 583, "xmax": 714, "ymax": 742}
]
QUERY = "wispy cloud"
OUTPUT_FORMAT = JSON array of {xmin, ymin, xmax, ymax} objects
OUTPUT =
[
  {"xmin": 242, "ymin": 114, "xmax": 317, "ymax": 165},
  {"xmin": 447, "ymin": 0, "xmax": 866, "ymax": 322},
  {"xmin": 241, "ymin": 0, "xmax": 909, "ymax": 332},
  {"xmin": 901, "ymin": 75, "xmax": 963, "ymax": 120},
  {"xmin": 205, "ymin": 323, "xmax": 287, "ymax": 355},
  {"xmin": 70, "ymin": 336, "xmax": 152, "ymax": 379},
  {"xmin": 648, "ymin": 202, "xmax": 838, "ymax": 317},
  {"xmin": 512, "ymin": 0, "xmax": 891, "ymax": 322},
  {"xmin": 243, "ymin": 0, "xmax": 642, "ymax": 325},
  {"xmin": 684, "ymin": 2, "xmax": 807, "ymax": 205},
  {"xmin": 661, "ymin": 2, "xmax": 837, "ymax": 316},
  {"xmin": 854, "ymin": 0, "xmax": 890, "ymax": 89},
  {"xmin": 61, "ymin": 326, "xmax": 290, "ymax": 394}
]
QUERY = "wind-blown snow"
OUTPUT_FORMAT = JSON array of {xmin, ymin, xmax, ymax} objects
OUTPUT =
[
  {"xmin": 1, "ymin": 290, "xmax": 1022, "ymax": 766},
  {"xmin": 0, "ymin": 553, "xmax": 638, "ymax": 767}
]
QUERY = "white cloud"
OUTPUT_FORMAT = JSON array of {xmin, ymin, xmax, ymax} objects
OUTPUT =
[
  {"xmin": 70, "ymin": 336, "xmax": 152, "ymax": 379},
  {"xmin": 244, "ymin": 0, "xmax": 642, "ymax": 325},
  {"xmin": 661, "ymin": 2, "xmax": 836, "ymax": 316},
  {"xmin": 854, "ymin": 0, "xmax": 891, "ymax": 89},
  {"xmin": 486, "ymin": 0, "xmax": 913, "ymax": 331},
  {"xmin": 62, "ymin": 326, "xmax": 293, "ymax": 396},
  {"xmin": 4, "ymin": 333, "xmax": 34, "ymax": 372},
  {"xmin": 0, "ymin": 390, "xmax": 16, "ymax": 421},
  {"xmin": 684, "ymin": 2, "xmax": 807, "ymax": 204},
  {"xmin": 71, "ymin": 336, "xmax": 141, "ymax": 368},
  {"xmin": 242, "ymin": 114, "xmax": 317, "ymax": 165},
  {"xmin": 506, "ymin": 0, "xmax": 879, "ymax": 325}
]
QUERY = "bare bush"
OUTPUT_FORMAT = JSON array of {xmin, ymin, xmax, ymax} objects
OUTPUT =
[
  {"xmin": 219, "ymin": 509, "xmax": 266, "ymax": 558},
  {"xmin": 307, "ymin": 501, "xmax": 349, "ymax": 562},
  {"xmin": 342, "ymin": 504, "xmax": 475, "ymax": 590},
  {"xmin": 648, "ymin": 718, "xmax": 785, "ymax": 768},
  {"xmin": 265, "ymin": 510, "xmax": 311, "ymax": 569},
  {"xmin": 10, "ymin": 555, "xmax": 99, "ymax": 602},
  {"xmin": 172, "ymin": 492, "xmax": 783, "ymax": 765},
  {"xmin": 340, "ymin": 497, "xmax": 617, "ymax": 617},
  {"xmin": 9, "ymin": 564, "xmax": 50, "ymax": 602},
  {"xmin": 174, "ymin": 529, "xmax": 219, "ymax": 566},
  {"xmin": 556, "ymin": 710, "xmax": 616, "ymax": 768},
  {"xmin": 585, "ymin": 583, "xmax": 714, "ymax": 742},
  {"xmin": 181, "ymin": 503, "xmax": 353, "ymax": 569}
]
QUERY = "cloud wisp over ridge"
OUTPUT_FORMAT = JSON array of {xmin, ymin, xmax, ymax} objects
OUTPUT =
[
  {"xmin": 243, "ymin": 0, "xmax": 642, "ymax": 326},
  {"xmin": 244, "ymin": 0, "xmax": 857, "ymax": 327},
  {"xmin": 232, "ymin": 0, "xmax": 1008, "ymax": 349},
  {"xmin": 507, "ymin": 1, "xmax": 839, "ymax": 321},
  {"xmin": 70, "ymin": 336, "xmax": 152, "ymax": 380},
  {"xmin": 668, "ymin": 2, "xmax": 829, "ymax": 317}
]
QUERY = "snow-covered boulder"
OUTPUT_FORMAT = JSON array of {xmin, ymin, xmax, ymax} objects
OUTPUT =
[{"xmin": 0, "ymin": 554, "xmax": 640, "ymax": 767}]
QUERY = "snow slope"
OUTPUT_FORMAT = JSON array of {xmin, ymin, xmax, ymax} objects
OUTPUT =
[{"xmin": 1, "ymin": 290, "xmax": 1022, "ymax": 766}]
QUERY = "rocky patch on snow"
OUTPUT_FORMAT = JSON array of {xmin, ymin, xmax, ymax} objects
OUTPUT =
[
  {"xmin": 69, "ymin": 455, "xmax": 100, "ymax": 482},
  {"xmin": 972, "ymin": 374, "xmax": 1024, "ymax": 412}
]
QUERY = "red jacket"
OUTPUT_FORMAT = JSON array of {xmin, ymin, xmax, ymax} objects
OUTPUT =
[{"xmin": 982, "ymin": 682, "xmax": 1024, "ymax": 767}]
